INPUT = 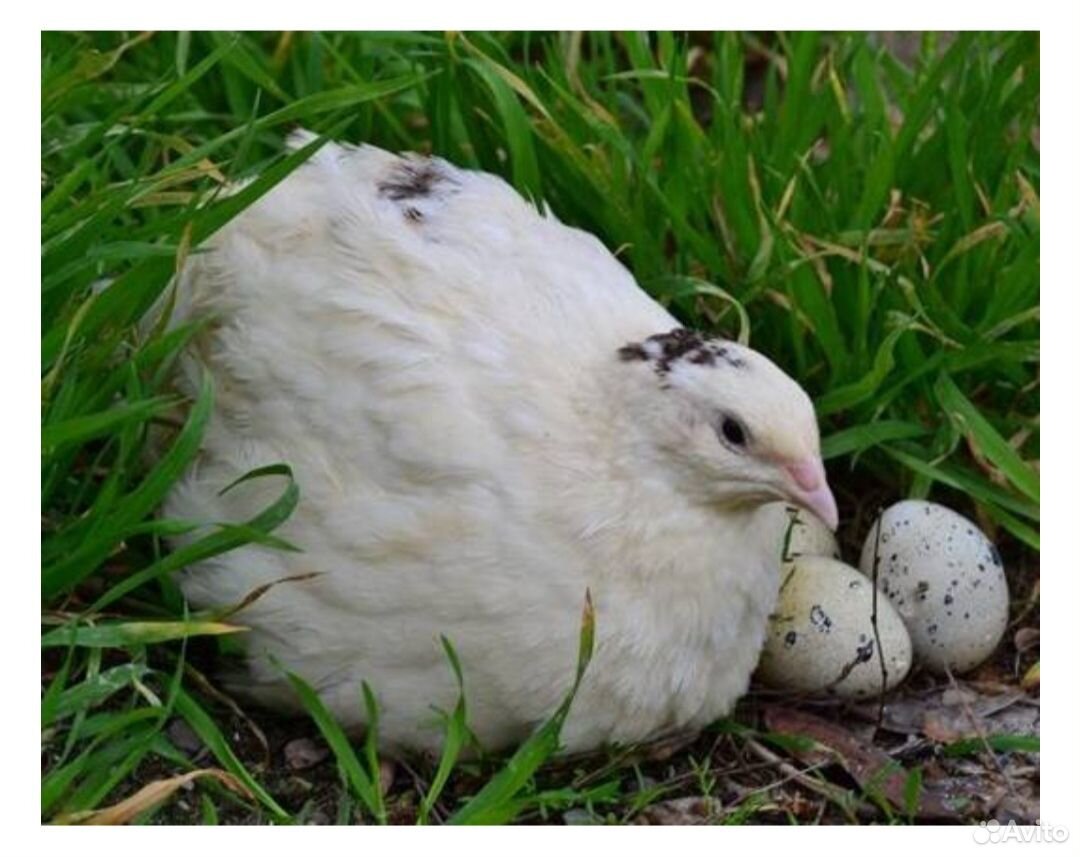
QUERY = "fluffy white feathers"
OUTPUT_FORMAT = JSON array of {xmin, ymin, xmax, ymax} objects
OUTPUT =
[{"xmin": 164, "ymin": 135, "xmax": 834, "ymax": 753}]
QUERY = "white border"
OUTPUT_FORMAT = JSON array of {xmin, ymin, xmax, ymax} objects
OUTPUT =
[
  {"xmin": 13, "ymin": 3, "xmax": 1076, "ymax": 855},
  {"xmin": 24, "ymin": 1, "xmax": 1062, "ymax": 32}
]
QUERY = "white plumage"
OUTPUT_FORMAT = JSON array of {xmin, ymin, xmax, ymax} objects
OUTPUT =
[{"xmin": 164, "ymin": 133, "xmax": 837, "ymax": 754}]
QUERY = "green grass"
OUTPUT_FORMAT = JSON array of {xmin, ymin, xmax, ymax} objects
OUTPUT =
[{"xmin": 41, "ymin": 31, "xmax": 1039, "ymax": 824}]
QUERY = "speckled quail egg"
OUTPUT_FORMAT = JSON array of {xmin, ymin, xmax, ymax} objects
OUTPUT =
[
  {"xmin": 858, "ymin": 500, "xmax": 1009, "ymax": 675},
  {"xmin": 758, "ymin": 502, "xmax": 840, "ymax": 568},
  {"xmin": 757, "ymin": 556, "xmax": 913, "ymax": 698}
]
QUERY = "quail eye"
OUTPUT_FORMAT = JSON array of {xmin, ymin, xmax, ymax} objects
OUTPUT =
[{"xmin": 719, "ymin": 416, "xmax": 748, "ymax": 448}]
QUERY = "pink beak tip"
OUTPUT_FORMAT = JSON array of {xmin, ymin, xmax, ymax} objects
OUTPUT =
[{"xmin": 785, "ymin": 458, "xmax": 840, "ymax": 532}]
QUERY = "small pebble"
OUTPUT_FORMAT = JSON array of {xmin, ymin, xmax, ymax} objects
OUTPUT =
[
  {"xmin": 284, "ymin": 737, "xmax": 329, "ymax": 770},
  {"xmin": 166, "ymin": 718, "xmax": 205, "ymax": 757},
  {"xmin": 379, "ymin": 758, "xmax": 396, "ymax": 795}
]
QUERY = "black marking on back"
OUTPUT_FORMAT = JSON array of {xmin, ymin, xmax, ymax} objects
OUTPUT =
[
  {"xmin": 617, "ymin": 327, "xmax": 747, "ymax": 375},
  {"xmin": 378, "ymin": 158, "xmax": 461, "ymax": 226},
  {"xmin": 377, "ymin": 158, "xmax": 449, "ymax": 201}
]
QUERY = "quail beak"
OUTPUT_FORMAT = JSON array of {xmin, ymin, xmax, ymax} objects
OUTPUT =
[{"xmin": 783, "ymin": 457, "xmax": 839, "ymax": 531}]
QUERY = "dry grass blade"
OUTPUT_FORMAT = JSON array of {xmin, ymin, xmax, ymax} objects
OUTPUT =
[
  {"xmin": 182, "ymin": 664, "xmax": 272, "ymax": 770},
  {"xmin": 936, "ymin": 221, "xmax": 1009, "ymax": 271},
  {"xmin": 763, "ymin": 706, "xmax": 963, "ymax": 820},
  {"xmin": 57, "ymin": 768, "xmax": 253, "ymax": 825},
  {"xmin": 1020, "ymin": 662, "xmax": 1039, "ymax": 691},
  {"xmin": 745, "ymin": 736, "xmax": 870, "ymax": 821},
  {"xmin": 210, "ymin": 571, "xmax": 323, "ymax": 620}
]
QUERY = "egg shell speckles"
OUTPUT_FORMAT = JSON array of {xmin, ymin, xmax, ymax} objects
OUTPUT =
[
  {"xmin": 757, "ymin": 556, "xmax": 913, "ymax": 698},
  {"xmin": 858, "ymin": 500, "xmax": 1009, "ymax": 675}
]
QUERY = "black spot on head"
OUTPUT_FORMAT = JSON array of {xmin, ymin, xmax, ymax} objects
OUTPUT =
[
  {"xmin": 617, "ymin": 343, "xmax": 650, "ymax": 362},
  {"xmin": 654, "ymin": 328, "xmax": 702, "ymax": 359},
  {"xmin": 616, "ymin": 328, "xmax": 746, "ymax": 375},
  {"xmin": 989, "ymin": 545, "xmax": 1003, "ymax": 567},
  {"xmin": 944, "ymin": 593, "xmax": 954, "ymax": 605},
  {"xmin": 784, "ymin": 630, "xmax": 798, "ymax": 648},
  {"xmin": 651, "ymin": 329, "xmax": 709, "ymax": 374},
  {"xmin": 711, "ymin": 344, "xmax": 747, "ymax": 369},
  {"xmin": 403, "ymin": 206, "xmax": 423, "ymax": 223}
]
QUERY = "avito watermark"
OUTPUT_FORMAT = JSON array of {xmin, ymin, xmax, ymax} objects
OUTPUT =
[{"xmin": 974, "ymin": 820, "xmax": 1069, "ymax": 844}]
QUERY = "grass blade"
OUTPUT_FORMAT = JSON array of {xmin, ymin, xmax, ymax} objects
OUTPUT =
[
  {"xmin": 283, "ymin": 667, "xmax": 386, "ymax": 823},
  {"xmin": 933, "ymin": 373, "xmax": 1039, "ymax": 502}
]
